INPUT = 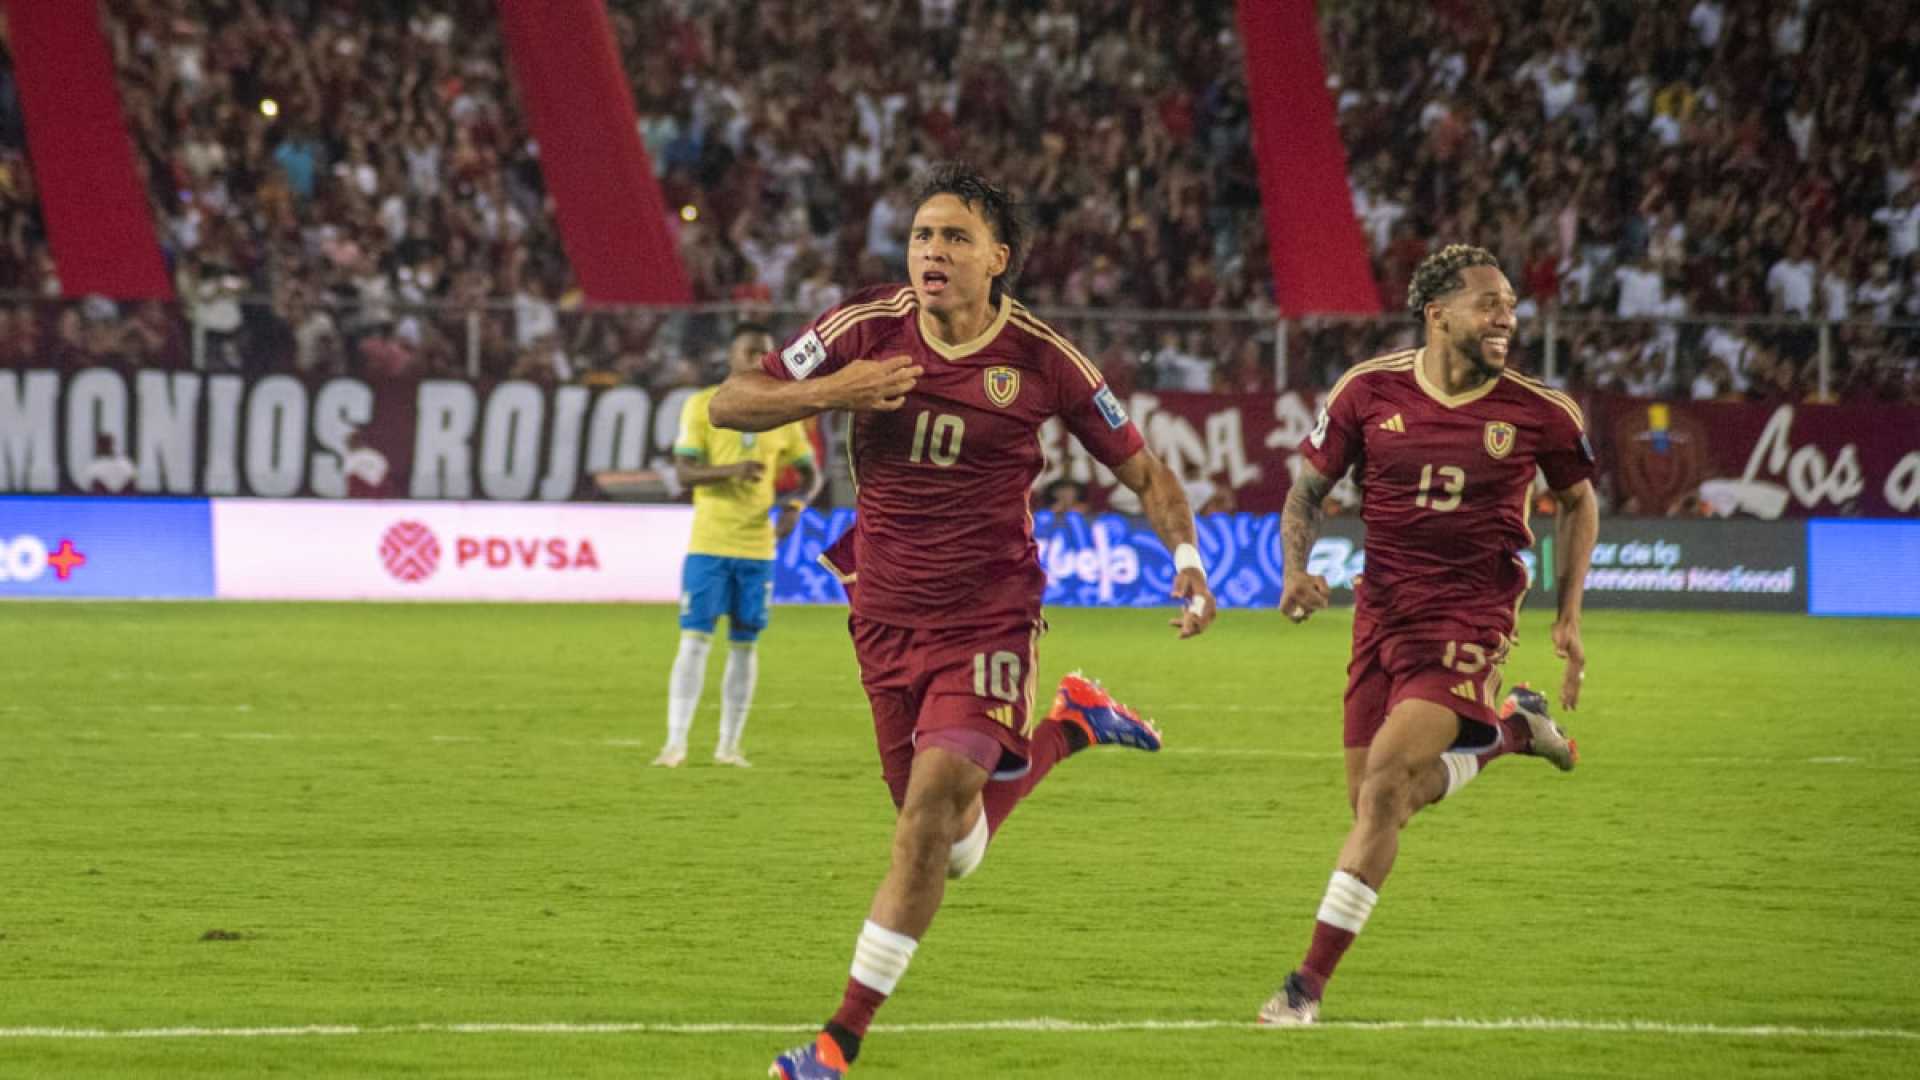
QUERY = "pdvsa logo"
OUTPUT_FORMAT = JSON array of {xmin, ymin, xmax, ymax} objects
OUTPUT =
[
  {"xmin": 0, "ymin": 536, "xmax": 86, "ymax": 583},
  {"xmin": 380, "ymin": 521, "xmax": 441, "ymax": 583},
  {"xmin": 453, "ymin": 537, "xmax": 601, "ymax": 571}
]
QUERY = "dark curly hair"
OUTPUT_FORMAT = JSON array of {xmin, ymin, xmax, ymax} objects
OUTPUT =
[
  {"xmin": 1406, "ymin": 243, "xmax": 1502, "ymax": 316},
  {"xmin": 911, "ymin": 162, "xmax": 1026, "ymax": 303}
]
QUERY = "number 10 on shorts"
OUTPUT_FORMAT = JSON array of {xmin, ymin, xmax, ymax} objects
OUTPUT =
[{"xmin": 974, "ymin": 650, "xmax": 1022, "ymax": 729}]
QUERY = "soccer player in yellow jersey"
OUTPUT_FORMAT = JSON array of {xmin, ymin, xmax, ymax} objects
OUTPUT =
[{"xmin": 651, "ymin": 323, "xmax": 819, "ymax": 768}]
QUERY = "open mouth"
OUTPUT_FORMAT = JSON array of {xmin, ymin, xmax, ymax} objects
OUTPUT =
[
  {"xmin": 1484, "ymin": 335, "xmax": 1510, "ymax": 355},
  {"xmin": 921, "ymin": 270, "xmax": 949, "ymax": 295}
]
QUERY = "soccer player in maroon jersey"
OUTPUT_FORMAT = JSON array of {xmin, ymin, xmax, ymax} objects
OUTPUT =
[
  {"xmin": 1258, "ymin": 244, "xmax": 1599, "ymax": 1025},
  {"xmin": 709, "ymin": 164, "xmax": 1218, "ymax": 1078}
]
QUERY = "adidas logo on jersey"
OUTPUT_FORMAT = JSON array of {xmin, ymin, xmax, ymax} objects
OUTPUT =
[
  {"xmin": 1451, "ymin": 681, "xmax": 1478, "ymax": 702},
  {"xmin": 1379, "ymin": 414, "xmax": 1406, "ymax": 433}
]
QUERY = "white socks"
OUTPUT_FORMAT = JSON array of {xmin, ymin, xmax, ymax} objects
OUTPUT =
[
  {"xmin": 664, "ymin": 632, "xmax": 711, "ymax": 750},
  {"xmin": 850, "ymin": 919, "xmax": 919, "ymax": 994},
  {"xmin": 947, "ymin": 811, "xmax": 988, "ymax": 879},
  {"xmin": 1440, "ymin": 752, "xmax": 1481, "ymax": 799},
  {"xmin": 717, "ymin": 643, "xmax": 757, "ymax": 755},
  {"xmin": 1315, "ymin": 870, "xmax": 1380, "ymax": 934}
]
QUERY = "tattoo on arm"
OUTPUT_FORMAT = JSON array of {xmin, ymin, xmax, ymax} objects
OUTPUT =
[{"xmin": 1282, "ymin": 463, "xmax": 1334, "ymax": 574}]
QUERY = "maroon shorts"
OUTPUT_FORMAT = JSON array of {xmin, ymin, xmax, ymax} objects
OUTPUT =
[
  {"xmin": 1344, "ymin": 613, "xmax": 1508, "ymax": 752},
  {"xmin": 850, "ymin": 615, "xmax": 1044, "ymax": 809}
]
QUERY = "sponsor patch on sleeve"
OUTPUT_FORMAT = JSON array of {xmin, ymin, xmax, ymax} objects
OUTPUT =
[
  {"xmin": 781, "ymin": 329, "xmax": 828, "ymax": 380},
  {"xmin": 1577, "ymin": 432, "xmax": 1595, "ymax": 463},
  {"xmin": 1093, "ymin": 385, "xmax": 1128, "ymax": 429},
  {"xmin": 1309, "ymin": 407, "xmax": 1330, "ymax": 449}
]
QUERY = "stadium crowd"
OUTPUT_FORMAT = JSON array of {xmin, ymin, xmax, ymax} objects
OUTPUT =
[{"xmin": 0, "ymin": 1, "xmax": 1917, "ymax": 403}]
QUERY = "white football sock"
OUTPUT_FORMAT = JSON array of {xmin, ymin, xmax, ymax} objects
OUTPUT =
[
  {"xmin": 1440, "ymin": 752, "xmax": 1481, "ymax": 799},
  {"xmin": 1316, "ymin": 870, "xmax": 1379, "ymax": 933},
  {"xmin": 850, "ymin": 919, "xmax": 919, "ymax": 994},
  {"xmin": 665, "ymin": 632, "xmax": 710, "ymax": 748},
  {"xmin": 947, "ymin": 810, "xmax": 989, "ymax": 879},
  {"xmin": 717, "ymin": 642, "xmax": 757, "ymax": 753}
]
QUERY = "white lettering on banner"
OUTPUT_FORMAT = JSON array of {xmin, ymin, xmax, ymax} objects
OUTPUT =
[
  {"xmin": 1266, "ymin": 392, "xmax": 1321, "ymax": 450},
  {"xmin": 64, "ymin": 368, "xmax": 131, "ymax": 492},
  {"xmin": 244, "ymin": 376, "xmax": 307, "ymax": 498},
  {"xmin": 1307, "ymin": 537, "xmax": 1365, "ymax": 589},
  {"xmin": 1204, "ymin": 408, "xmax": 1262, "ymax": 488},
  {"xmin": 1730, "ymin": 405, "xmax": 1866, "ymax": 513},
  {"xmin": 583, "ymin": 387, "xmax": 651, "ymax": 477},
  {"xmin": 0, "ymin": 370, "xmax": 58, "ymax": 490},
  {"xmin": 310, "ymin": 379, "xmax": 375, "ymax": 497},
  {"xmin": 0, "ymin": 535, "xmax": 49, "ymax": 581},
  {"xmin": 1887, "ymin": 453, "xmax": 1920, "ymax": 513},
  {"xmin": 480, "ymin": 381, "xmax": 545, "ymax": 500},
  {"xmin": 412, "ymin": 380, "xmax": 479, "ymax": 498},
  {"xmin": 136, "ymin": 371, "xmax": 201, "ymax": 494},
  {"xmin": 203, "ymin": 374, "xmax": 243, "ymax": 494},
  {"xmin": 1041, "ymin": 524, "xmax": 1139, "ymax": 601},
  {"xmin": 540, "ymin": 386, "xmax": 590, "ymax": 499}
]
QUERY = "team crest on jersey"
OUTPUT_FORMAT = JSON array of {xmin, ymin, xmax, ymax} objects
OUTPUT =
[
  {"xmin": 1484, "ymin": 421, "xmax": 1517, "ymax": 459},
  {"xmin": 984, "ymin": 366, "xmax": 1020, "ymax": 407}
]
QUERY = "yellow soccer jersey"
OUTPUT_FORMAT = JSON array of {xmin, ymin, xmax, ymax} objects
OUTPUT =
[{"xmin": 676, "ymin": 385, "xmax": 814, "ymax": 560}]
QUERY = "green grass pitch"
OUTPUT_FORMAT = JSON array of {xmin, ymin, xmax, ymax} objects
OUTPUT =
[{"xmin": 4, "ymin": 601, "xmax": 1918, "ymax": 1077}]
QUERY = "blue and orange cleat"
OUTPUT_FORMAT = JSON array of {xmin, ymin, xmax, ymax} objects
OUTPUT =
[
  {"xmin": 1500, "ymin": 684, "xmax": 1577, "ymax": 772},
  {"xmin": 769, "ymin": 1033, "xmax": 849, "ymax": 1079},
  {"xmin": 1046, "ymin": 672, "xmax": 1162, "ymax": 751}
]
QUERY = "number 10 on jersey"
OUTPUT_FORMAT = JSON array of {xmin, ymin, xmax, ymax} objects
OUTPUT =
[{"xmin": 909, "ymin": 410, "xmax": 965, "ymax": 467}]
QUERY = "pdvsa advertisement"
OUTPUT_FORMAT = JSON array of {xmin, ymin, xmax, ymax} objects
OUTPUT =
[{"xmin": 210, "ymin": 500, "xmax": 690, "ymax": 601}]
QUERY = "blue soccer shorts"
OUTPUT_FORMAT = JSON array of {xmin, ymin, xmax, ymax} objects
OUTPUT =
[{"xmin": 680, "ymin": 554, "xmax": 775, "ymax": 642}]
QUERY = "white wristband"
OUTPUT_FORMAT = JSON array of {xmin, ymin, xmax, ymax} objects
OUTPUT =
[{"xmin": 1173, "ymin": 543, "xmax": 1205, "ymax": 577}]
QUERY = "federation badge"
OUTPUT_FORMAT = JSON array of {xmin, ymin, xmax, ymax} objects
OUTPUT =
[
  {"xmin": 1093, "ymin": 384, "xmax": 1128, "ymax": 429},
  {"xmin": 1484, "ymin": 421, "xmax": 1517, "ymax": 459},
  {"xmin": 984, "ymin": 366, "xmax": 1020, "ymax": 407}
]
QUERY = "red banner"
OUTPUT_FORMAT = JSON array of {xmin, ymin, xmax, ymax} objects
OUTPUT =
[
  {"xmin": 6, "ymin": 369, "xmax": 1915, "ymax": 516},
  {"xmin": 1237, "ymin": 0, "xmax": 1381, "ymax": 316},
  {"xmin": 3, "ymin": 1, "xmax": 173, "ymax": 299},
  {"xmin": 1588, "ymin": 394, "xmax": 1920, "ymax": 518},
  {"xmin": 1040, "ymin": 390, "xmax": 1920, "ymax": 518},
  {"xmin": 496, "ymin": 0, "xmax": 691, "ymax": 304}
]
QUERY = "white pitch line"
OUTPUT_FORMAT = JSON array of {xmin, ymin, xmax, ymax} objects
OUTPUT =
[{"xmin": 1, "ymin": 1017, "xmax": 1914, "ymax": 1041}]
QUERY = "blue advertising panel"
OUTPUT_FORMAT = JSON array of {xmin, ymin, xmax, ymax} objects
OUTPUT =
[
  {"xmin": 0, "ymin": 497, "xmax": 215, "ymax": 598},
  {"xmin": 1808, "ymin": 520, "xmax": 1920, "ymax": 617},
  {"xmin": 771, "ymin": 509, "xmax": 1314, "ymax": 610}
]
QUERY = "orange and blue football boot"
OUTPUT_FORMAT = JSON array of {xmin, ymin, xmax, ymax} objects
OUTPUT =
[
  {"xmin": 769, "ymin": 1033, "xmax": 849, "ymax": 1079},
  {"xmin": 1500, "ymin": 684, "xmax": 1577, "ymax": 771},
  {"xmin": 1046, "ymin": 672, "xmax": 1162, "ymax": 751}
]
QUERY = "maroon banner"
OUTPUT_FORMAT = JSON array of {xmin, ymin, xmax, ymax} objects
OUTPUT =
[
  {"xmin": 0, "ymin": 367, "xmax": 702, "ymax": 500},
  {"xmin": 496, "ymin": 0, "xmax": 691, "ymax": 304},
  {"xmin": 7, "ymin": 368, "xmax": 1915, "ymax": 516},
  {"xmin": 3, "ymin": 1, "xmax": 173, "ymax": 299},
  {"xmin": 1590, "ymin": 395, "xmax": 1920, "ymax": 518},
  {"xmin": 1236, "ymin": 0, "xmax": 1380, "ymax": 316}
]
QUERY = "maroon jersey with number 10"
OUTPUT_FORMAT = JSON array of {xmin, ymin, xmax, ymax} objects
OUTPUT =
[
  {"xmin": 762, "ymin": 285, "xmax": 1145, "ymax": 629},
  {"xmin": 1299, "ymin": 348, "xmax": 1596, "ymax": 644}
]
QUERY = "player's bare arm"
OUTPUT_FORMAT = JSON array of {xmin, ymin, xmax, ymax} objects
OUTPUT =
[
  {"xmin": 1550, "ymin": 478, "xmax": 1598, "ymax": 710},
  {"xmin": 1112, "ymin": 447, "xmax": 1217, "ymax": 639},
  {"xmin": 775, "ymin": 458, "xmax": 822, "ymax": 540},
  {"xmin": 1279, "ymin": 461, "xmax": 1336, "ymax": 623},
  {"xmin": 708, "ymin": 356, "xmax": 924, "ymax": 432}
]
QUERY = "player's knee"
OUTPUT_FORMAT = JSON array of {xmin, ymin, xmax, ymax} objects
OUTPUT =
[
  {"xmin": 1355, "ymin": 767, "xmax": 1412, "ymax": 825},
  {"xmin": 946, "ymin": 812, "xmax": 988, "ymax": 880},
  {"xmin": 894, "ymin": 797, "xmax": 961, "ymax": 872}
]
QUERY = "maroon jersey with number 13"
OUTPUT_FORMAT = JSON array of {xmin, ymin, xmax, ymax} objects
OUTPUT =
[{"xmin": 1299, "ymin": 348, "xmax": 1596, "ymax": 644}]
